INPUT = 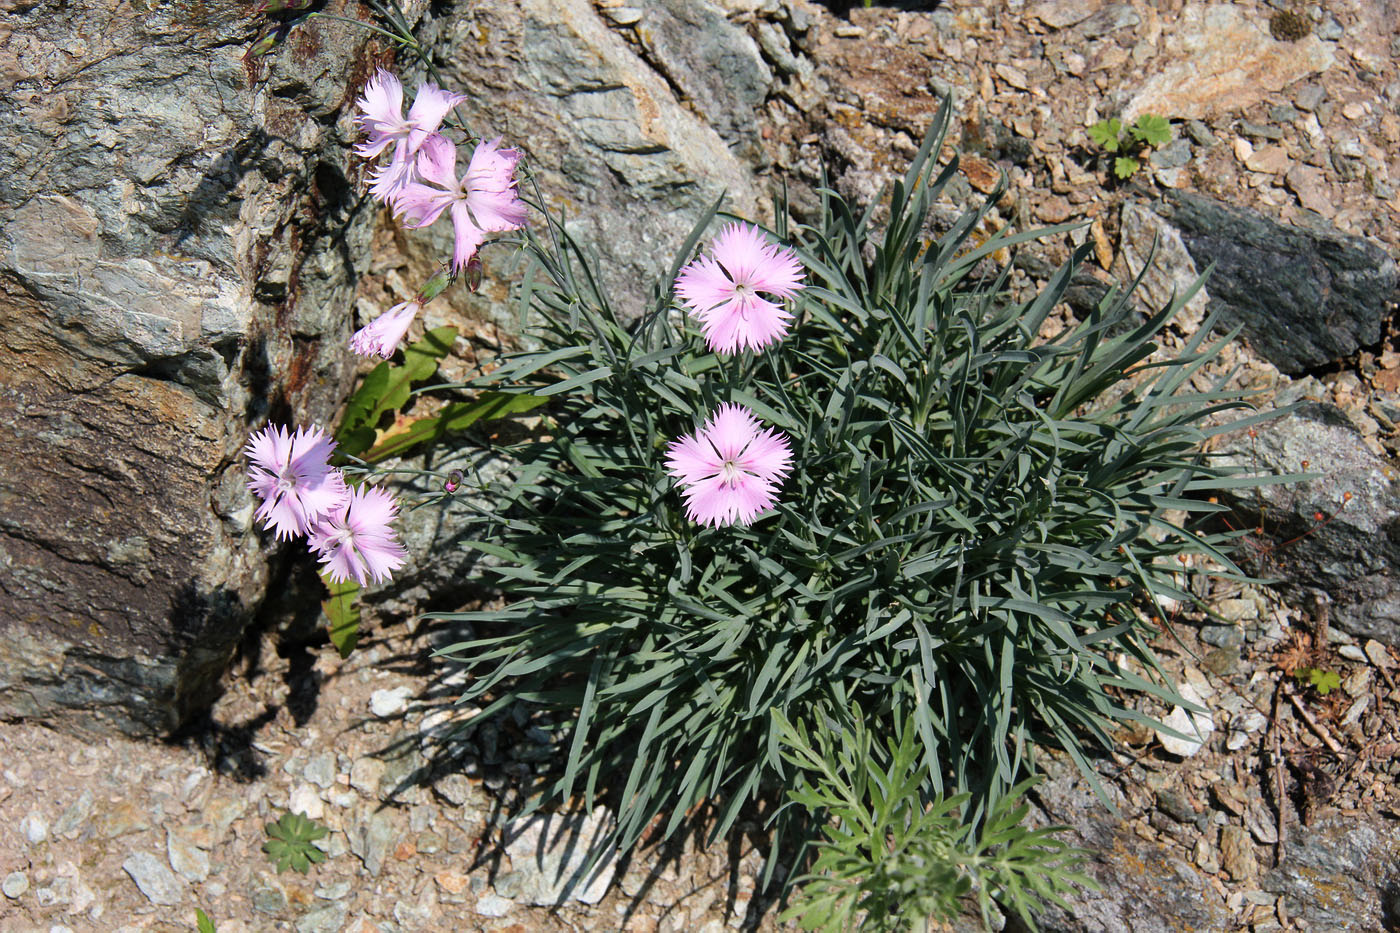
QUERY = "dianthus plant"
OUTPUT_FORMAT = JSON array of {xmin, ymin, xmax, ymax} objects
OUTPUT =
[{"xmin": 432, "ymin": 99, "xmax": 1269, "ymax": 872}]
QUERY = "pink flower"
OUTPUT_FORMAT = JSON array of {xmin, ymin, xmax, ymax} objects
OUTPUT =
[
  {"xmin": 394, "ymin": 135, "xmax": 527, "ymax": 272},
  {"xmin": 307, "ymin": 484, "xmax": 408, "ymax": 585},
  {"xmin": 665, "ymin": 403, "xmax": 793, "ymax": 528},
  {"xmin": 245, "ymin": 424, "xmax": 348, "ymax": 540},
  {"xmin": 674, "ymin": 222, "xmax": 806, "ymax": 355},
  {"xmin": 355, "ymin": 69, "xmax": 465, "ymax": 203},
  {"xmin": 351, "ymin": 300, "xmax": 420, "ymax": 358}
]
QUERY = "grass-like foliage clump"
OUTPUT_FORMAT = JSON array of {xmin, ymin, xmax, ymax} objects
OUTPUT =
[{"xmin": 432, "ymin": 100, "xmax": 1266, "ymax": 919}]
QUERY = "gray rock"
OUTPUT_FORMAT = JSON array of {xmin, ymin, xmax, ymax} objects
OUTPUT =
[
  {"xmin": 1029, "ymin": 0, "xmax": 1098, "ymax": 30},
  {"xmin": 1263, "ymin": 816, "xmax": 1400, "ymax": 929},
  {"xmin": 1156, "ymin": 788, "xmax": 1198, "ymax": 823},
  {"xmin": 303, "ymin": 753, "xmax": 337, "ymax": 790},
  {"xmin": 20, "ymin": 811, "xmax": 47, "ymax": 844},
  {"xmin": 1294, "ymin": 84, "xmax": 1327, "ymax": 112},
  {"xmin": 251, "ymin": 874, "xmax": 288, "ymax": 915},
  {"xmin": 2, "ymin": 871, "xmax": 28, "ymax": 899},
  {"xmin": 348, "ymin": 808, "xmax": 398, "ymax": 878},
  {"xmin": 1152, "ymin": 191, "xmax": 1396, "ymax": 373},
  {"xmin": 1030, "ymin": 763, "xmax": 1227, "ymax": 932},
  {"xmin": 121, "ymin": 852, "xmax": 186, "ymax": 906},
  {"xmin": 1200, "ymin": 625, "xmax": 1245, "ymax": 649},
  {"xmin": 0, "ymin": 0, "xmax": 376, "ymax": 736},
  {"xmin": 1117, "ymin": 200, "xmax": 1210, "ymax": 325},
  {"xmin": 167, "ymin": 828, "xmax": 211, "ymax": 883},
  {"xmin": 755, "ymin": 19, "xmax": 804, "ymax": 77},
  {"xmin": 503, "ymin": 806, "xmax": 619, "ymax": 905},
  {"xmin": 296, "ymin": 904, "xmax": 348, "ymax": 933},
  {"xmin": 1155, "ymin": 682, "xmax": 1214, "ymax": 758},
  {"xmin": 1269, "ymin": 103, "xmax": 1300, "ymax": 124},
  {"xmin": 1217, "ymin": 403, "xmax": 1400, "ymax": 647},
  {"xmin": 349, "ymin": 757, "xmax": 387, "ymax": 797},
  {"xmin": 1075, "ymin": 3, "xmax": 1139, "ymax": 38},
  {"xmin": 370, "ymin": 687, "xmax": 413, "ymax": 718},
  {"xmin": 1185, "ymin": 119, "xmax": 1217, "ymax": 147},
  {"xmin": 1149, "ymin": 138, "xmax": 1192, "ymax": 169},
  {"xmin": 1239, "ymin": 120, "xmax": 1285, "ymax": 140},
  {"xmin": 433, "ymin": 772, "xmax": 480, "ymax": 808},
  {"xmin": 474, "ymin": 892, "xmax": 515, "ymax": 917},
  {"xmin": 632, "ymin": 0, "xmax": 773, "ymax": 163},
  {"xmin": 1316, "ymin": 15, "xmax": 1343, "ymax": 40},
  {"xmin": 52, "ymin": 789, "xmax": 94, "ymax": 838},
  {"xmin": 315, "ymin": 879, "xmax": 352, "ymax": 900}
]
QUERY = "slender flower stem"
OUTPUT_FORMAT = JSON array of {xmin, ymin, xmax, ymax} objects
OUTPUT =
[{"xmin": 306, "ymin": 11, "xmax": 414, "ymax": 46}]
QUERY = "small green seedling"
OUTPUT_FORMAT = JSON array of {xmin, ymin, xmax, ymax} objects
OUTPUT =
[
  {"xmin": 1088, "ymin": 113, "xmax": 1173, "ymax": 178},
  {"xmin": 262, "ymin": 811, "xmax": 330, "ymax": 874},
  {"xmin": 195, "ymin": 908, "xmax": 217, "ymax": 933},
  {"xmin": 1295, "ymin": 667, "xmax": 1341, "ymax": 696}
]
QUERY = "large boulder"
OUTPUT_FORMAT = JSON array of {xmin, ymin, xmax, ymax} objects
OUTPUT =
[
  {"xmin": 1151, "ymin": 191, "xmax": 1396, "ymax": 374},
  {"xmin": 0, "ymin": 0, "xmax": 378, "ymax": 733}
]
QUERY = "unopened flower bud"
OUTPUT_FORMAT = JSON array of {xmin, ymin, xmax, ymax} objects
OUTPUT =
[
  {"xmin": 258, "ymin": 0, "xmax": 313, "ymax": 11},
  {"xmin": 417, "ymin": 269, "xmax": 453, "ymax": 305},
  {"xmin": 465, "ymin": 257, "xmax": 483, "ymax": 293},
  {"xmin": 444, "ymin": 469, "xmax": 463, "ymax": 494},
  {"xmin": 245, "ymin": 26, "xmax": 285, "ymax": 60}
]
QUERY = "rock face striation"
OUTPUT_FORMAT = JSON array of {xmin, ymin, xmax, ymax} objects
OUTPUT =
[{"xmin": 0, "ymin": 0, "xmax": 379, "ymax": 733}]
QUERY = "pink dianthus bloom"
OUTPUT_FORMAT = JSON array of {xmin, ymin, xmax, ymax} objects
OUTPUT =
[
  {"xmin": 665, "ymin": 403, "xmax": 793, "ymax": 528},
  {"xmin": 245, "ymin": 424, "xmax": 348, "ymax": 540},
  {"xmin": 674, "ymin": 222, "xmax": 806, "ymax": 355},
  {"xmin": 394, "ymin": 135, "xmax": 527, "ymax": 272},
  {"xmin": 307, "ymin": 484, "xmax": 408, "ymax": 585},
  {"xmin": 355, "ymin": 69, "xmax": 465, "ymax": 203},
  {"xmin": 351, "ymin": 300, "xmax": 420, "ymax": 359}
]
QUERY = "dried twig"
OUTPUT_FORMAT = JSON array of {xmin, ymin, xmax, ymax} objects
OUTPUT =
[
  {"xmin": 1270, "ymin": 678, "xmax": 1287, "ymax": 866},
  {"xmin": 1286, "ymin": 688, "xmax": 1346, "ymax": 757}
]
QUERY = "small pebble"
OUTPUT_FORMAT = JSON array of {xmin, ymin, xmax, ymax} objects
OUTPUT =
[
  {"xmin": 2, "ymin": 871, "xmax": 28, "ymax": 899},
  {"xmin": 1365, "ymin": 640, "xmax": 1393, "ymax": 669},
  {"xmin": 315, "ymin": 880, "xmax": 352, "ymax": 901},
  {"xmin": 474, "ymin": 893, "xmax": 515, "ymax": 917},
  {"xmin": 20, "ymin": 811, "xmax": 48, "ymax": 844},
  {"xmin": 289, "ymin": 783, "xmax": 326, "ymax": 821},
  {"xmin": 122, "ymin": 852, "xmax": 187, "ymax": 906},
  {"xmin": 1294, "ymin": 84, "xmax": 1326, "ymax": 112},
  {"xmin": 601, "ymin": 5, "xmax": 641, "ymax": 26},
  {"xmin": 1315, "ymin": 15, "xmax": 1342, "ymax": 40},
  {"xmin": 303, "ymin": 753, "xmax": 336, "ymax": 789},
  {"xmin": 1156, "ymin": 682, "xmax": 1214, "ymax": 757},
  {"xmin": 370, "ymin": 686, "xmax": 413, "ymax": 718},
  {"xmin": 1185, "ymin": 119, "xmax": 1217, "ymax": 147},
  {"xmin": 1201, "ymin": 624, "xmax": 1245, "ymax": 648},
  {"xmin": 1338, "ymin": 645, "xmax": 1367, "ymax": 663},
  {"xmin": 1239, "ymin": 121, "xmax": 1284, "ymax": 141}
]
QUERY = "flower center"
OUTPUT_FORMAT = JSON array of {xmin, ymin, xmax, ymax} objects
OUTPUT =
[
  {"xmin": 276, "ymin": 469, "xmax": 298, "ymax": 495},
  {"xmin": 720, "ymin": 459, "xmax": 744, "ymax": 487}
]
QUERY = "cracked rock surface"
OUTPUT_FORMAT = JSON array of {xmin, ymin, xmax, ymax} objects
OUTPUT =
[{"xmin": 0, "ymin": 0, "xmax": 379, "ymax": 733}]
